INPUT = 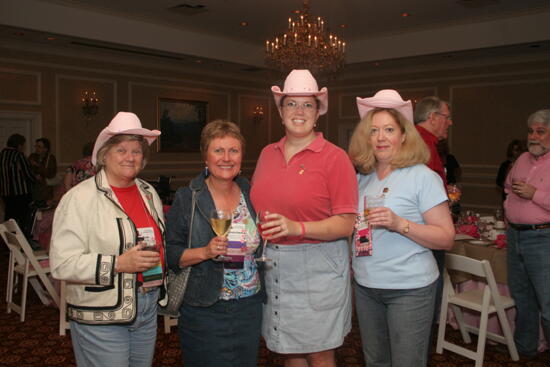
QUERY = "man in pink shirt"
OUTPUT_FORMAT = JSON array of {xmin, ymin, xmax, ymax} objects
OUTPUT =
[{"xmin": 504, "ymin": 109, "xmax": 550, "ymax": 358}]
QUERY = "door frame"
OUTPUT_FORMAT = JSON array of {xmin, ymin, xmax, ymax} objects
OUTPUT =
[{"xmin": 0, "ymin": 110, "xmax": 42, "ymax": 155}]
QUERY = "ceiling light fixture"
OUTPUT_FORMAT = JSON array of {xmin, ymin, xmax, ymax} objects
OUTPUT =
[{"xmin": 265, "ymin": 0, "xmax": 346, "ymax": 75}]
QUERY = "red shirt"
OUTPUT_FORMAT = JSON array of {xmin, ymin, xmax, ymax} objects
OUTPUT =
[
  {"xmin": 111, "ymin": 184, "xmax": 164, "ymax": 281},
  {"xmin": 251, "ymin": 133, "xmax": 358, "ymax": 244},
  {"xmin": 416, "ymin": 125, "xmax": 447, "ymax": 187}
]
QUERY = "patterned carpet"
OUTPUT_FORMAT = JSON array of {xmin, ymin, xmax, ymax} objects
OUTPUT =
[{"xmin": 0, "ymin": 249, "xmax": 548, "ymax": 367}]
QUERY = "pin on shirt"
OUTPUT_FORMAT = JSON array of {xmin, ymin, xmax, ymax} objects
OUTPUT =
[{"xmin": 299, "ymin": 164, "xmax": 306, "ymax": 175}]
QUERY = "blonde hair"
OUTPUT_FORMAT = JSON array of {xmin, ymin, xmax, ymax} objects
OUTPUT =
[
  {"xmin": 200, "ymin": 120, "xmax": 245, "ymax": 159},
  {"xmin": 348, "ymin": 108, "xmax": 430, "ymax": 174}
]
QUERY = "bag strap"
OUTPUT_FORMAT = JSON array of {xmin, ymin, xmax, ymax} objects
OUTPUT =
[{"xmin": 187, "ymin": 190, "xmax": 197, "ymax": 249}]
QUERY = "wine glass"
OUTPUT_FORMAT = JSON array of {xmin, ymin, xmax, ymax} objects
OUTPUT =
[
  {"xmin": 255, "ymin": 210, "xmax": 272, "ymax": 263},
  {"xmin": 209, "ymin": 209, "xmax": 232, "ymax": 262}
]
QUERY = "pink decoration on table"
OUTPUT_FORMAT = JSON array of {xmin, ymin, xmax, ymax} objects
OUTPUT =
[
  {"xmin": 494, "ymin": 234, "xmax": 507, "ymax": 249},
  {"xmin": 457, "ymin": 224, "xmax": 480, "ymax": 239}
]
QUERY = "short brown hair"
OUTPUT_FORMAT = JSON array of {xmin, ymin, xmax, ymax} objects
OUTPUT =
[
  {"xmin": 95, "ymin": 134, "xmax": 150, "ymax": 171},
  {"xmin": 200, "ymin": 120, "xmax": 245, "ymax": 159},
  {"xmin": 348, "ymin": 108, "xmax": 430, "ymax": 174}
]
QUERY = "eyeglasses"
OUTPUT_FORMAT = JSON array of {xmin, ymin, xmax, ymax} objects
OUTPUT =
[
  {"xmin": 435, "ymin": 112, "xmax": 452, "ymax": 121},
  {"xmin": 282, "ymin": 101, "xmax": 317, "ymax": 111}
]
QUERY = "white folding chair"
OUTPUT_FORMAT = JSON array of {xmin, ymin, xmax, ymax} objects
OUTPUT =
[
  {"xmin": 0, "ymin": 219, "xmax": 60, "ymax": 322},
  {"xmin": 163, "ymin": 315, "xmax": 178, "ymax": 333},
  {"xmin": 436, "ymin": 253, "xmax": 519, "ymax": 367}
]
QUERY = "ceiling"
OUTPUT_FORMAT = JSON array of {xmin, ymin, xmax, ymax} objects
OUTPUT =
[{"xmin": 1, "ymin": 0, "xmax": 550, "ymax": 73}]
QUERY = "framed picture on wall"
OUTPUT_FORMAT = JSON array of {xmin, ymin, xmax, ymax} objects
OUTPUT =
[{"xmin": 157, "ymin": 98, "xmax": 208, "ymax": 152}]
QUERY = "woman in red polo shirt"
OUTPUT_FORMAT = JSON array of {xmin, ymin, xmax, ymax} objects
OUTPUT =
[{"xmin": 251, "ymin": 70, "xmax": 358, "ymax": 367}]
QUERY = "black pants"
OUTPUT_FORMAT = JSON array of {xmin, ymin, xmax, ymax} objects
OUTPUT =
[{"xmin": 3, "ymin": 194, "xmax": 33, "ymax": 235}]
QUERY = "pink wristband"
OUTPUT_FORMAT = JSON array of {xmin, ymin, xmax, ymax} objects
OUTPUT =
[{"xmin": 298, "ymin": 222, "xmax": 306, "ymax": 239}]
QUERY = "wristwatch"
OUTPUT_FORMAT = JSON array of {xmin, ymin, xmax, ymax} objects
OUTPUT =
[{"xmin": 402, "ymin": 220, "xmax": 410, "ymax": 234}]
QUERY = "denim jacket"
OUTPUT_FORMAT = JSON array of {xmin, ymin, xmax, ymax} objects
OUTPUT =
[{"xmin": 165, "ymin": 172, "xmax": 265, "ymax": 307}]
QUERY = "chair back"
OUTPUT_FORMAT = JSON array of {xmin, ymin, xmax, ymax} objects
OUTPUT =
[
  {"xmin": 445, "ymin": 253, "xmax": 500, "ymax": 300},
  {"xmin": 0, "ymin": 221, "xmax": 29, "ymax": 267},
  {"xmin": 1, "ymin": 220, "xmax": 45, "ymax": 269},
  {"xmin": 0, "ymin": 219, "xmax": 59, "ymax": 307}
]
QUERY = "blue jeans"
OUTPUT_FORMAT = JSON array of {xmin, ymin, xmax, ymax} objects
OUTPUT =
[
  {"xmin": 354, "ymin": 280, "xmax": 436, "ymax": 367},
  {"xmin": 507, "ymin": 227, "xmax": 550, "ymax": 356},
  {"xmin": 70, "ymin": 288, "xmax": 159, "ymax": 367},
  {"xmin": 178, "ymin": 292, "xmax": 263, "ymax": 367}
]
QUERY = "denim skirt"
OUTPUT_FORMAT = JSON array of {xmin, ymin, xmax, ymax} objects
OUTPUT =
[
  {"xmin": 262, "ymin": 239, "xmax": 351, "ymax": 354},
  {"xmin": 178, "ymin": 292, "xmax": 263, "ymax": 367}
]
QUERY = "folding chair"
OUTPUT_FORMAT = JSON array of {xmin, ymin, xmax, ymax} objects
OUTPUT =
[
  {"xmin": 0, "ymin": 219, "xmax": 60, "ymax": 322},
  {"xmin": 436, "ymin": 253, "xmax": 519, "ymax": 367},
  {"xmin": 0, "ymin": 219, "xmax": 51, "ymax": 306}
]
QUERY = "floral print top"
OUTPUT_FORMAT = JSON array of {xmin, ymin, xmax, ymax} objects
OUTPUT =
[{"xmin": 220, "ymin": 194, "xmax": 261, "ymax": 300}]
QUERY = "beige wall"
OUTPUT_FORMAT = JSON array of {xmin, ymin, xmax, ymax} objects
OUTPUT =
[
  {"xmin": 0, "ymin": 47, "xmax": 281, "ymax": 187},
  {"xmin": 1, "ymin": 45, "xmax": 549, "ymax": 213}
]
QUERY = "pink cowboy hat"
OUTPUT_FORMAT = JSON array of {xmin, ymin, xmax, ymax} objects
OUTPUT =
[
  {"xmin": 356, "ymin": 90, "xmax": 413, "ymax": 123},
  {"xmin": 92, "ymin": 111, "xmax": 161, "ymax": 165},
  {"xmin": 271, "ymin": 69, "xmax": 328, "ymax": 116}
]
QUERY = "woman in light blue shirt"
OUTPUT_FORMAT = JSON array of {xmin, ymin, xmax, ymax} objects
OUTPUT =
[{"xmin": 348, "ymin": 90, "xmax": 455, "ymax": 367}]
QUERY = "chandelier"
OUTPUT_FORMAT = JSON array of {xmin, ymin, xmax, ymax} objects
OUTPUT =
[{"xmin": 265, "ymin": 0, "xmax": 346, "ymax": 74}]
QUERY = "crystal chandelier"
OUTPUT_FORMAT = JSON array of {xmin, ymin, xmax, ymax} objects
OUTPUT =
[{"xmin": 265, "ymin": 0, "xmax": 346, "ymax": 74}]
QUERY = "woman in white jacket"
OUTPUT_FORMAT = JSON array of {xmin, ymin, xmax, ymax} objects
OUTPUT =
[{"xmin": 50, "ymin": 112, "xmax": 166, "ymax": 367}]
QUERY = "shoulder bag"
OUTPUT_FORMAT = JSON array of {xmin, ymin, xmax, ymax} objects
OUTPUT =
[{"xmin": 158, "ymin": 190, "xmax": 196, "ymax": 317}]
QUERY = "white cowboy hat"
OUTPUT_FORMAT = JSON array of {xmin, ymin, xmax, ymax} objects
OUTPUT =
[
  {"xmin": 91, "ymin": 111, "xmax": 160, "ymax": 165},
  {"xmin": 356, "ymin": 90, "xmax": 413, "ymax": 123},
  {"xmin": 271, "ymin": 69, "xmax": 328, "ymax": 116}
]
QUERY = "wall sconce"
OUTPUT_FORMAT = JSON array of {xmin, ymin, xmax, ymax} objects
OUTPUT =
[
  {"xmin": 253, "ymin": 105, "xmax": 264, "ymax": 123},
  {"xmin": 82, "ymin": 90, "xmax": 99, "ymax": 119}
]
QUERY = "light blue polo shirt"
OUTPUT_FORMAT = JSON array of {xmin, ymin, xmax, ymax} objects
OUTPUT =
[{"xmin": 353, "ymin": 164, "xmax": 447, "ymax": 289}]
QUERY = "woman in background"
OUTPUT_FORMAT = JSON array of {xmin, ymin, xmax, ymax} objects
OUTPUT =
[
  {"xmin": 28, "ymin": 137, "xmax": 57, "ymax": 204},
  {"xmin": 64, "ymin": 141, "xmax": 96, "ymax": 191},
  {"xmin": 251, "ymin": 69, "xmax": 358, "ymax": 367},
  {"xmin": 349, "ymin": 90, "xmax": 454, "ymax": 367},
  {"xmin": 496, "ymin": 139, "xmax": 526, "ymax": 201}
]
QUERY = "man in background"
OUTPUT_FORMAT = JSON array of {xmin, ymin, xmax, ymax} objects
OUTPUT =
[
  {"xmin": 414, "ymin": 96, "xmax": 453, "ymax": 186},
  {"xmin": 504, "ymin": 109, "xmax": 550, "ymax": 358},
  {"xmin": 414, "ymin": 96, "xmax": 454, "ymax": 352},
  {"xmin": 0, "ymin": 134, "xmax": 36, "ymax": 235}
]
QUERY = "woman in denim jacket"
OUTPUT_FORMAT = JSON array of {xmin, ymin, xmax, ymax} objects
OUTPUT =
[{"xmin": 165, "ymin": 120, "xmax": 265, "ymax": 367}]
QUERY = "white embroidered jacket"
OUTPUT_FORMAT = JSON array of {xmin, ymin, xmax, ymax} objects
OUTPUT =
[{"xmin": 50, "ymin": 169, "xmax": 166, "ymax": 324}]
